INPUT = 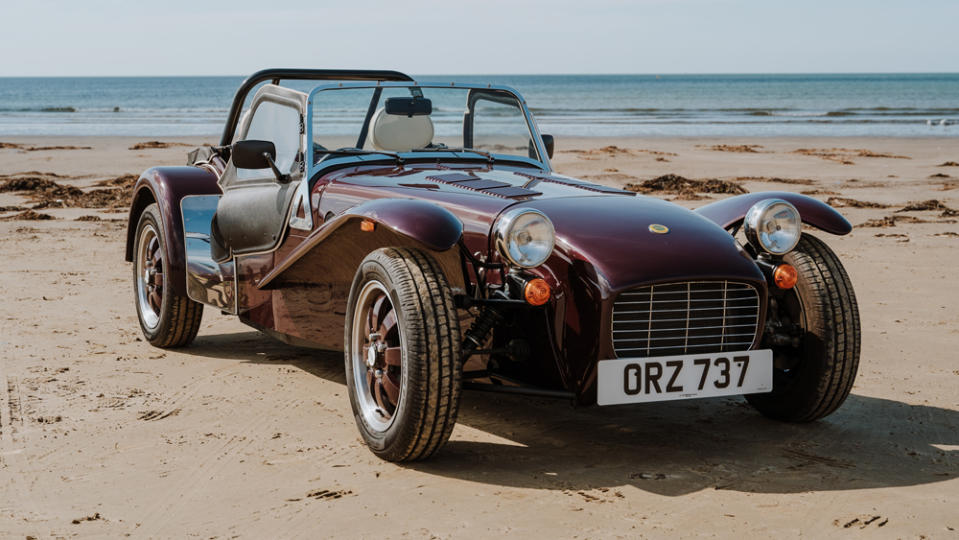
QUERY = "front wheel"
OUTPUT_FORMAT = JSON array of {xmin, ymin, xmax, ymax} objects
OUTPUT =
[
  {"xmin": 747, "ymin": 233, "xmax": 861, "ymax": 421},
  {"xmin": 133, "ymin": 203, "xmax": 203, "ymax": 347},
  {"xmin": 344, "ymin": 247, "xmax": 462, "ymax": 462}
]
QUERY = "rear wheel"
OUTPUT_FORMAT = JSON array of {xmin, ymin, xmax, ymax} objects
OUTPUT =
[
  {"xmin": 747, "ymin": 233, "xmax": 860, "ymax": 421},
  {"xmin": 344, "ymin": 247, "xmax": 461, "ymax": 462},
  {"xmin": 133, "ymin": 203, "xmax": 203, "ymax": 347}
]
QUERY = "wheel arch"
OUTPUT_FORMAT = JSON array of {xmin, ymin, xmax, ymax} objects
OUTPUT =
[
  {"xmin": 694, "ymin": 191, "xmax": 853, "ymax": 236},
  {"xmin": 125, "ymin": 183, "xmax": 156, "ymax": 262},
  {"xmin": 124, "ymin": 166, "xmax": 222, "ymax": 296}
]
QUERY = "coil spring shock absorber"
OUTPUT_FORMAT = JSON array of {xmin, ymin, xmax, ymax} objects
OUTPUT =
[{"xmin": 461, "ymin": 307, "xmax": 504, "ymax": 361}]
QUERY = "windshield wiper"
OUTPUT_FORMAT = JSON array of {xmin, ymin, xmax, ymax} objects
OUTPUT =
[
  {"xmin": 316, "ymin": 148, "xmax": 404, "ymax": 165},
  {"xmin": 409, "ymin": 147, "xmax": 495, "ymax": 164},
  {"xmin": 316, "ymin": 146, "xmax": 497, "ymax": 166}
]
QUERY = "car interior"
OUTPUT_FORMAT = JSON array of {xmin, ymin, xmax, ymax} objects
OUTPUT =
[
  {"xmin": 367, "ymin": 107, "xmax": 434, "ymax": 152},
  {"xmin": 313, "ymin": 94, "xmax": 437, "ymax": 162}
]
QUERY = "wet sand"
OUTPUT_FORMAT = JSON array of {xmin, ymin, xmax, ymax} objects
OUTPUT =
[{"xmin": 1, "ymin": 136, "xmax": 957, "ymax": 538}]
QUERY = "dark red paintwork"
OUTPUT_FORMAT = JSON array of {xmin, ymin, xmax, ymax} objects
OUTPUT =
[
  {"xmin": 695, "ymin": 191, "xmax": 852, "ymax": 235},
  {"xmin": 257, "ymin": 197, "xmax": 464, "ymax": 289},
  {"xmin": 127, "ymin": 156, "xmax": 848, "ymax": 404}
]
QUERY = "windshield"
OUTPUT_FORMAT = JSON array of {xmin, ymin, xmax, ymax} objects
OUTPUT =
[{"xmin": 308, "ymin": 85, "xmax": 544, "ymax": 165}]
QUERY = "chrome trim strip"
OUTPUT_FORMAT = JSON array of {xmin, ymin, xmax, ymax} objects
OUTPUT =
[
  {"xmin": 616, "ymin": 342, "xmax": 755, "ymax": 353},
  {"xmin": 721, "ymin": 280, "xmax": 728, "ymax": 350},
  {"xmin": 619, "ymin": 287, "xmax": 751, "ymax": 296},
  {"xmin": 646, "ymin": 284, "xmax": 654, "ymax": 349},
  {"xmin": 614, "ymin": 323, "xmax": 756, "ymax": 333},
  {"xmin": 617, "ymin": 297, "xmax": 757, "ymax": 305},
  {"xmin": 618, "ymin": 332, "xmax": 757, "ymax": 342},
  {"xmin": 614, "ymin": 314, "xmax": 756, "ymax": 324},
  {"xmin": 615, "ymin": 305, "xmax": 756, "ymax": 315},
  {"xmin": 683, "ymin": 282, "xmax": 691, "ymax": 352},
  {"xmin": 612, "ymin": 280, "xmax": 761, "ymax": 358}
]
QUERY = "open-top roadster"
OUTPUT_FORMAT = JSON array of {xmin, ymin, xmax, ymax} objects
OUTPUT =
[{"xmin": 126, "ymin": 69, "xmax": 860, "ymax": 461}]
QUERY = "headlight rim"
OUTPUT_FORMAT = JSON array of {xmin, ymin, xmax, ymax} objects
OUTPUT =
[
  {"xmin": 493, "ymin": 208, "xmax": 556, "ymax": 269},
  {"xmin": 743, "ymin": 198, "xmax": 802, "ymax": 256}
]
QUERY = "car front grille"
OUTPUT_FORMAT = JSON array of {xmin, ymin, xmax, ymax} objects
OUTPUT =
[{"xmin": 611, "ymin": 281, "xmax": 761, "ymax": 358}]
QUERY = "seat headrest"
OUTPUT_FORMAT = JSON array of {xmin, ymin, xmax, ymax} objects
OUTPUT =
[{"xmin": 368, "ymin": 107, "xmax": 434, "ymax": 152}]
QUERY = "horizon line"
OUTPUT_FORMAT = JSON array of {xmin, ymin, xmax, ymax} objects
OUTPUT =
[{"xmin": 1, "ymin": 71, "xmax": 958, "ymax": 79}]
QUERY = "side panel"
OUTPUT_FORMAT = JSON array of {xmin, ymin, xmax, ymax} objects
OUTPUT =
[
  {"xmin": 181, "ymin": 195, "xmax": 235, "ymax": 310},
  {"xmin": 694, "ymin": 191, "xmax": 853, "ymax": 235},
  {"xmin": 125, "ymin": 166, "xmax": 222, "ymax": 297},
  {"xmin": 238, "ymin": 225, "xmax": 464, "ymax": 351}
]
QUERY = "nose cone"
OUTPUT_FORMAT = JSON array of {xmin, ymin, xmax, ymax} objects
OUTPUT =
[{"xmin": 518, "ymin": 195, "xmax": 764, "ymax": 291}]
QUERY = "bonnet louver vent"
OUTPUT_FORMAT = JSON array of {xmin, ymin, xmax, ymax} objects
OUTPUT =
[{"xmin": 425, "ymin": 173, "xmax": 540, "ymax": 199}]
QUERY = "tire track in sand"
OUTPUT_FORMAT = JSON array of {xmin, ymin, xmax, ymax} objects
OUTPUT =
[
  {"xmin": 0, "ymin": 365, "xmax": 47, "ymax": 527},
  {"xmin": 134, "ymin": 398, "xmax": 301, "ymax": 536}
]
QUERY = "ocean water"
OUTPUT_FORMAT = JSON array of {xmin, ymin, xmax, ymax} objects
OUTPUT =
[{"xmin": 0, "ymin": 73, "xmax": 957, "ymax": 137}]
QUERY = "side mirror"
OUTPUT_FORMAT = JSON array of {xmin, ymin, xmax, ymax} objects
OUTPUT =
[
  {"xmin": 541, "ymin": 134, "xmax": 554, "ymax": 159},
  {"xmin": 231, "ymin": 140, "xmax": 290, "ymax": 183}
]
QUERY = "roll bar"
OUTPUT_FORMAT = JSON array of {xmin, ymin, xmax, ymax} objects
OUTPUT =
[{"xmin": 219, "ymin": 68, "xmax": 415, "ymax": 146}]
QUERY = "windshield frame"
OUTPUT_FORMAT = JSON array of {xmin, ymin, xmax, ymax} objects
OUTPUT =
[{"xmin": 304, "ymin": 81, "xmax": 551, "ymax": 180}]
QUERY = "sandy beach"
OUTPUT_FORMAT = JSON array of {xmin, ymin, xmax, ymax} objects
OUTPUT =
[{"xmin": 1, "ymin": 136, "xmax": 957, "ymax": 537}]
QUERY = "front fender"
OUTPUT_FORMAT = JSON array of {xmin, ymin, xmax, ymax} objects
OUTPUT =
[
  {"xmin": 257, "ymin": 198, "xmax": 463, "ymax": 289},
  {"xmin": 341, "ymin": 198, "xmax": 464, "ymax": 252},
  {"xmin": 694, "ymin": 191, "xmax": 852, "ymax": 235},
  {"xmin": 125, "ymin": 166, "xmax": 221, "ymax": 296}
]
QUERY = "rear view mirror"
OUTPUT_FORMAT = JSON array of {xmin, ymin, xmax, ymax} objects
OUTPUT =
[
  {"xmin": 541, "ymin": 134, "xmax": 554, "ymax": 159},
  {"xmin": 231, "ymin": 139, "xmax": 290, "ymax": 183},
  {"xmin": 385, "ymin": 97, "xmax": 432, "ymax": 117}
]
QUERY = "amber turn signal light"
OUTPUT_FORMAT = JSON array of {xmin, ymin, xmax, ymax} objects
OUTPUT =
[
  {"xmin": 360, "ymin": 219, "xmax": 376, "ymax": 232},
  {"xmin": 524, "ymin": 277, "xmax": 551, "ymax": 306},
  {"xmin": 773, "ymin": 264, "xmax": 798, "ymax": 289}
]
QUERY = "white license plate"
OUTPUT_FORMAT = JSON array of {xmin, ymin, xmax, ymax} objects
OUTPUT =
[{"xmin": 597, "ymin": 349, "xmax": 773, "ymax": 406}]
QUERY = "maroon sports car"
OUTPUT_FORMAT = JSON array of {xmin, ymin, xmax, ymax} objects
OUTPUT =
[{"xmin": 126, "ymin": 69, "xmax": 860, "ymax": 461}]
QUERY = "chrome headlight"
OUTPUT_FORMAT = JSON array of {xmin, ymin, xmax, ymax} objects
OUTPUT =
[
  {"xmin": 494, "ymin": 208, "xmax": 555, "ymax": 268},
  {"xmin": 744, "ymin": 199, "xmax": 802, "ymax": 255}
]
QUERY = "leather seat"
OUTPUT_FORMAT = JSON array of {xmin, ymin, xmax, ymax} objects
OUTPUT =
[{"xmin": 367, "ymin": 107, "xmax": 434, "ymax": 152}]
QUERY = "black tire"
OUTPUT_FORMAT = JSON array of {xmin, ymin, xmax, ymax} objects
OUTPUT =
[
  {"xmin": 747, "ymin": 233, "xmax": 860, "ymax": 421},
  {"xmin": 132, "ymin": 203, "xmax": 203, "ymax": 348},
  {"xmin": 344, "ymin": 247, "xmax": 461, "ymax": 462}
]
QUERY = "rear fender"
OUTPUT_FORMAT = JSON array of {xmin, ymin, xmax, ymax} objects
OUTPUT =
[
  {"xmin": 125, "ymin": 167, "xmax": 221, "ymax": 296},
  {"xmin": 257, "ymin": 198, "xmax": 464, "ymax": 290},
  {"xmin": 694, "ymin": 191, "xmax": 852, "ymax": 235}
]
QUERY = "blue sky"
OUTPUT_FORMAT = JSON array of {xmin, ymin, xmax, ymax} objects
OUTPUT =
[{"xmin": 1, "ymin": 0, "xmax": 957, "ymax": 76}]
